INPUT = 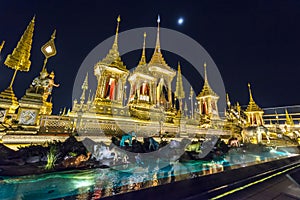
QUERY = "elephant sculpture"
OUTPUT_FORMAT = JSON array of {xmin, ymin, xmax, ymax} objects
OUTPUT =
[{"xmin": 241, "ymin": 126, "xmax": 270, "ymax": 144}]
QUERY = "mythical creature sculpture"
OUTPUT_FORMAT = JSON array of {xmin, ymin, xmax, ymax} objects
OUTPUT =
[
  {"xmin": 149, "ymin": 137, "xmax": 159, "ymax": 151},
  {"xmin": 241, "ymin": 126, "xmax": 270, "ymax": 144},
  {"xmin": 120, "ymin": 131, "xmax": 137, "ymax": 147},
  {"xmin": 169, "ymin": 140, "xmax": 181, "ymax": 148},
  {"xmin": 144, "ymin": 137, "xmax": 159, "ymax": 151},
  {"xmin": 225, "ymin": 104, "xmax": 247, "ymax": 126},
  {"xmin": 62, "ymin": 152, "xmax": 91, "ymax": 168},
  {"xmin": 228, "ymin": 137, "xmax": 240, "ymax": 147},
  {"xmin": 110, "ymin": 147, "xmax": 129, "ymax": 164},
  {"xmin": 29, "ymin": 69, "xmax": 59, "ymax": 100},
  {"xmin": 92, "ymin": 144, "xmax": 114, "ymax": 161},
  {"xmin": 185, "ymin": 141, "xmax": 201, "ymax": 153}
]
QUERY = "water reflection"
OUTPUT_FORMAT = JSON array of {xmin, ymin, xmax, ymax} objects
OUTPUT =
[{"xmin": 0, "ymin": 149, "xmax": 296, "ymax": 200}]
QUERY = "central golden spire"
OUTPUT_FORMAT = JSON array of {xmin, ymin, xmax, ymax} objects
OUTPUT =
[{"xmin": 149, "ymin": 15, "xmax": 171, "ymax": 70}]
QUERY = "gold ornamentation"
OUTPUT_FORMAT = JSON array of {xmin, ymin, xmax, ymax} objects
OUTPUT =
[
  {"xmin": 41, "ymin": 30, "xmax": 57, "ymax": 70},
  {"xmin": 175, "ymin": 62, "xmax": 185, "ymax": 111}
]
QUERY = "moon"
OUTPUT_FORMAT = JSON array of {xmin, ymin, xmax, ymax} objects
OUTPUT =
[{"xmin": 178, "ymin": 17, "xmax": 184, "ymax": 25}]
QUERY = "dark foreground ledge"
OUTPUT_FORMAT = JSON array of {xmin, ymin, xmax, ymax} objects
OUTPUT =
[{"xmin": 103, "ymin": 155, "xmax": 300, "ymax": 200}]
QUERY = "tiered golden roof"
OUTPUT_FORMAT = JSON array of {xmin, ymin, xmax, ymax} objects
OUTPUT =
[
  {"xmin": 245, "ymin": 83, "xmax": 263, "ymax": 112},
  {"xmin": 96, "ymin": 15, "xmax": 127, "ymax": 72},
  {"xmin": 4, "ymin": 16, "xmax": 35, "ymax": 72},
  {"xmin": 0, "ymin": 87, "xmax": 18, "ymax": 113},
  {"xmin": 197, "ymin": 63, "xmax": 218, "ymax": 98}
]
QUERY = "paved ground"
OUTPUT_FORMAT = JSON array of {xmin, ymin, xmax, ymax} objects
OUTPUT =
[{"xmin": 214, "ymin": 168, "xmax": 300, "ymax": 200}]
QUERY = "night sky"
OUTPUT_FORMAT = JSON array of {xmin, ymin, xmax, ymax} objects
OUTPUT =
[{"xmin": 1, "ymin": 0, "xmax": 300, "ymax": 114}]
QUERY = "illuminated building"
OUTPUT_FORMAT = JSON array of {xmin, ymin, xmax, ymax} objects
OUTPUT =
[{"xmin": 0, "ymin": 16, "xmax": 298, "ymax": 147}]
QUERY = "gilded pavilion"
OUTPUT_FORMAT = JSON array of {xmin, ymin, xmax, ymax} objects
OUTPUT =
[{"xmin": 0, "ymin": 16, "xmax": 295, "ymax": 147}]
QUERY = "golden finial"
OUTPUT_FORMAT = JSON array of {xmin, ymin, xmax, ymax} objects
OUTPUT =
[
  {"xmin": 226, "ymin": 93, "xmax": 231, "ymax": 107},
  {"xmin": 189, "ymin": 86, "xmax": 194, "ymax": 96},
  {"xmin": 0, "ymin": 41, "xmax": 5, "ymax": 53},
  {"xmin": 285, "ymin": 108, "xmax": 289, "ymax": 119},
  {"xmin": 138, "ymin": 32, "xmax": 147, "ymax": 65},
  {"xmin": 80, "ymin": 73, "xmax": 89, "ymax": 103},
  {"xmin": 88, "ymin": 89, "xmax": 91, "ymax": 102},
  {"xmin": 155, "ymin": 15, "xmax": 161, "ymax": 52},
  {"xmin": 237, "ymin": 101, "xmax": 241, "ymax": 114},
  {"xmin": 51, "ymin": 29, "xmax": 56, "ymax": 39},
  {"xmin": 82, "ymin": 73, "xmax": 89, "ymax": 90},
  {"xmin": 113, "ymin": 15, "xmax": 121, "ymax": 50},
  {"xmin": 204, "ymin": 62, "xmax": 207, "ymax": 82},
  {"xmin": 285, "ymin": 109, "xmax": 294, "ymax": 125},
  {"xmin": 248, "ymin": 83, "xmax": 253, "ymax": 101}
]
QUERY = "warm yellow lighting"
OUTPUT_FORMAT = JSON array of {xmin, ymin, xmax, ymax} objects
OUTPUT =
[
  {"xmin": 45, "ymin": 46, "xmax": 53, "ymax": 54},
  {"xmin": 41, "ymin": 30, "xmax": 57, "ymax": 59}
]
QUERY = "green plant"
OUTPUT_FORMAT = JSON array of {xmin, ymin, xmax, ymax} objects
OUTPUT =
[
  {"xmin": 45, "ymin": 146, "xmax": 57, "ymax": 170},
  {"xmin": 68, "ymin": 152, "xmax": 77, "ymax": 157}
]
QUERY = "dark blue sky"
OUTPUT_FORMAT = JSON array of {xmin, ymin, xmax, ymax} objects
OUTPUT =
[{"xmin": 1, "ymin": 0, "xmax": 300, "ymax": 114}]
